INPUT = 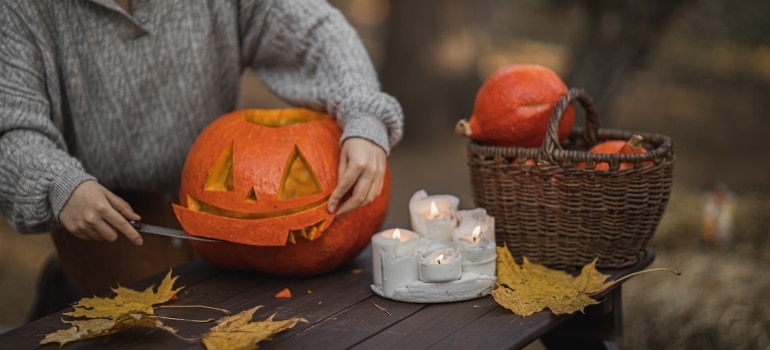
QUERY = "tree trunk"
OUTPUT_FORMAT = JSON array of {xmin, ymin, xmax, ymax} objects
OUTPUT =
[
  {"xmin": 561, "ymin": 0, "xmax": 693, "ymax": 123},
  {"xmin": 380, "ymin": 0, "xmax": 481, "ymax": 147}
]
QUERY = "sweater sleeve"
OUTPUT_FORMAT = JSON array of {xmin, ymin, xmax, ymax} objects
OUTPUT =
[
  {"xmin": 239, "ymin": 0, "xmax": 403, "ymax": 154},
  {"xmin": 0, "ymin": 4, "xmax": 95, "ymax": 233}
]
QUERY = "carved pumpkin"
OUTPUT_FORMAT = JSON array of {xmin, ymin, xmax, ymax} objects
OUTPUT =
[{"xmin": 172, "ymin": 108, "xmax": 391, "ymax": 276}]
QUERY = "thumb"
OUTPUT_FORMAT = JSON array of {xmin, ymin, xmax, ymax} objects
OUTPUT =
[{"xmin": 328, "ymin": 151, "xmax": 351, "ymax": 213}]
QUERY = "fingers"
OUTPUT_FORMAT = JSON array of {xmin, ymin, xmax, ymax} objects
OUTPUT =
[
  {"xmin": 59, "ymin": 180, "xmax": 144, "ymax": 246},
  {"xmin": 327, "ymin": 150, "xmax": 350, "ymax": 213},
  {"xmin": 331, "ymin": 138, "xmax": 387, "ymax": 216},
  {"xmin": 63, "ymin": 201, "xmax": 120, "ymax": 242},
  {"xmin": 335, "ymin": 164, "xmax": 375, "ymax": 215},
  {"xmin": 105, "ymin": 193, "xmax": 143, "ymax": 246}
]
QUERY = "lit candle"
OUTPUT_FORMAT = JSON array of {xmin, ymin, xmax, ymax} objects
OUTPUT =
[
  {"xmin": 454, "ymin": 208, "xmax": 495, "ymax": 243},
  {"xmin": 418, "ymin": 248, "xmax": 462, "ymax": 282},
  {"xmin": 371, "ymin": 228, "xmax": 420, "ymax": 289},
  {"xmin": 409, "ymin": 190, "xmax": 459, "ymax": 242},
  {"xmin": 456, "ymin": 226, "xmax": 497, "ymax": 275}
]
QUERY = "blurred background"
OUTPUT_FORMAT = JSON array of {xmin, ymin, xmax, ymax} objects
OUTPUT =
[{"xmin": 1, "ymin": 0, "xmax": 769, "ymax": 348}]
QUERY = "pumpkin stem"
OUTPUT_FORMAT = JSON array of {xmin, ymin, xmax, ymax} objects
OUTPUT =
[
  {"xmin": 627, "ymin": 135, "xmax": 644, "ymax": 150},
  {"xmin": 455, "ymin": 119, "xmax": 472, "ymax": 137}
]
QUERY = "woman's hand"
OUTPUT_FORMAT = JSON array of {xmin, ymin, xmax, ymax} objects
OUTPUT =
[
  {"xmin": 58, "ymin": 180, "xmax": 144, "ymax": 245},
  {"xmin": 328, "ymin": 137, "xmax": 387, "ymax": 215}
]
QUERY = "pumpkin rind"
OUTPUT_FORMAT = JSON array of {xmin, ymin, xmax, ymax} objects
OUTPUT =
[
  {"xmin": 173, "ymin": 108, "xmax": 339, "ymax": 246},
  {"xmin": 173, "ymin": 108, "xmax": 391, "ymax": 276},
  {"xmin": 465, "ymin": 64, "xmax": 574, "ymax": 147},
  {"xmin": 577, "ymin": 135, "xmax": 651, "ymax": 170},
  {"xmin": 190, "ymin": 168, "xmax": 391, "ymax": 276}
]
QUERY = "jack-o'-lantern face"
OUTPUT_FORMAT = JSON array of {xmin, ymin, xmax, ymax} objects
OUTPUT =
[{"xmin": 172, "ymin": 108, "xmax": 341, "ymax": 246}]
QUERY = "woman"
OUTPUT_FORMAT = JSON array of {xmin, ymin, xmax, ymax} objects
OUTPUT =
[{"xmin": 0, "ymin": 0, "xmax": 403, "ymax": 305}]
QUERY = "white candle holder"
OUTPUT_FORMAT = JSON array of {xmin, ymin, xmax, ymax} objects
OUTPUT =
[
  {"xmin": 381, "ymin": 252, "xmax": 418, "ymax": 298},
  {"xmin": 371, "ymin": 190, "xmax": 498, "ymax": 303}
]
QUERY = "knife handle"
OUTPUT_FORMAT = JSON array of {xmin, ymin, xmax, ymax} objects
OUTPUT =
[{"xmin": 128, "ymin": 220, "xmax": 142, "ymax": 230}]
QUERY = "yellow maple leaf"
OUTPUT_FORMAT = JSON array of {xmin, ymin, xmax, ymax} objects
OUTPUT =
[
  {"xmin": 63, "ymin": 269, "xmax": 183, "ymax": 319},
  {"xmin": 39, "ymin": 313, "xmax": 179, "ymax": 347},
  {"xmin": 203, "ymin": 306, "xmax": 308, "ymax": 350},
  {"xmin": 40, "ymin": 270, "xmax": 187, "ymax": 346},
  {"xmin": 491, "ymin": 246, "xmax": 611, "ymax": 316}
]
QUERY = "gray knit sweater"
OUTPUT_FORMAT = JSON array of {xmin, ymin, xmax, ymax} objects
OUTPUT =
[{"xmin": 0, "ymin": 0, "xmax": 403, "ymax": 233}]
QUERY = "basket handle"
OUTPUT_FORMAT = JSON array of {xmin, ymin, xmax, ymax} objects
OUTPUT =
[{"xmin": 539, "ymin": 88, "xmax": 601, "ymax": 163}]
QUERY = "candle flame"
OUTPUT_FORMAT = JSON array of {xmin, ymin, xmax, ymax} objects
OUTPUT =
[
  {"xmin": 435, "ymin": 254, "xmax": 444, "ymax": 264},
  {"xmin": 393, "ymin": 228, "xmax": 401, "ymax": 240},
  {"xmin": 471, "ymin": 225, "xmax": 481, "ymax": 243},
  {"xmin": 429, "ymin": 201, "xmax": 440, "ymax": 219}
]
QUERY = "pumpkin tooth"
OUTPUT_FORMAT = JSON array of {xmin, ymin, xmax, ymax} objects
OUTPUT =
[
  {"xmin": 287, "ymin": 230, "xmax": 297, "ymax": 245},
  {"xmin": 187, "ymin": 195, "xmax": 201, "ymax": 212},
  {"xmin": 305, "ymin": 225, "xmax": 319, "ymax": 241},
  {"xmin": 298, "ymin": 227, "xmax": 309, "ymax": 240}
]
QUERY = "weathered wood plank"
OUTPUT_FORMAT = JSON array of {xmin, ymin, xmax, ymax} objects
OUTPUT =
[
  {"xmin": 350, "ymin": 296, "xmax": 501, "ymax": 349},
  {"xmin": 271, "ymin": 295, "xmax": 427, "ymax": 349},
  {"xmin": 426, "ymin": 304, "xmax": 567, "ymax": 349}
]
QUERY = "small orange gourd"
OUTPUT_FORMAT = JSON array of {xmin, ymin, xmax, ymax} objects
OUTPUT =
[{"xmin": 578, "ymin": 135, "xmax": 651, "ymax": 170}]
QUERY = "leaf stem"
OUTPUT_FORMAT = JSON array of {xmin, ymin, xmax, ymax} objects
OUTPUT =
[
  {"xmin": 153, "ymin": 315, "xmax": 215, "ymax": 323},
  {"xmin": 591, "ymin": 267, "xmax": 681, "ymax": 296},
  {"xmin": 156, "ymin": 304, "xmax": 231, "ymax": 315}
]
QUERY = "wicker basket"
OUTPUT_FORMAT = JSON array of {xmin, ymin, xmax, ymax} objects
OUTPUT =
[{"xmin": 466, "ymin": 88, "xmax": 675, "ymax": 270}]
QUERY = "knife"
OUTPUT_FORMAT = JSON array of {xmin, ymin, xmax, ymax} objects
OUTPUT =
[{"xmin": 129, "ymin": 220, "xmax": 222, "ymax": 242}]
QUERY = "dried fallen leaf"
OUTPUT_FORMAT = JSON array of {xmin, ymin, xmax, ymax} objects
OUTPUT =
[
  {"xmin": 40, "ymin": 313, "xmax": 180, "ymax": 346},
  {"xmin": 275, "ymin": 288, "xmax": 292, "ymax": 299},
  {"xmin": 203, "ymin": 306, "xmax": 307, "ymax": 350},
  {"xmin": 40, "ymin": 270, "xmax": 188, "ymax": 346},
  {"xmin": 492, "ymin": 246, "xmax": 679, "ymax": 316},
  {"xmin": 64, "ymin": 269, "xmax": 183, "ymax": 319},
  {"xmin": 492, "ymin": 246, "xmax": 609, "ymax": 316}
]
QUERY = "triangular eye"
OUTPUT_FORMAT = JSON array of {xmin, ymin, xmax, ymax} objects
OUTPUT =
[
  {"xmin": 279, "ymin": 146, "xmax": 321, "ymax": 200},
  {"xmin": 204, "ymin": 143, "xmax": 234, "ymax": 191}
]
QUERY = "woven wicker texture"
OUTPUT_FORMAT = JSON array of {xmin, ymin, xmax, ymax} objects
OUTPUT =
[{"xmin": 466, "ymin": 88, "xmax": 675, "ymax": 270}]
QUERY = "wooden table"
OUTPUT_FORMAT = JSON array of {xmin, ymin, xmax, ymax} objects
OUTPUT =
[{"xmin": 0, "ymin": 246, "xmax": 654, "ymax": 350}]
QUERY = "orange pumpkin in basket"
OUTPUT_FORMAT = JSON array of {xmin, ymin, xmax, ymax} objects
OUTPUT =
[
  {"xmin": 456, "ymin": 64, "xmax": 574, "ymax": 147},
  {"xmin": 577, "ymin": 135, "xmax": 651, "ymax": 170},
  {"xmin": 172, "ymin": 108, "xmax": 390, "ymax": 276}
]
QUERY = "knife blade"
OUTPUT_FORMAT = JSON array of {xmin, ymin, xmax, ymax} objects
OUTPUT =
[{"xmin": 129, "ymin": 220, "xmax": 222, "ymax": 242}]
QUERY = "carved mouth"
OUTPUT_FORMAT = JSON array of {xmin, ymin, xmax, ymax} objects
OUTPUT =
[
  {"xmin": 186, "ymin": 194, "xmax": 330, "ymax": 220},
  {"xmin": 184, "ymin": 195, "xmax": 330, "ymax": 243}
]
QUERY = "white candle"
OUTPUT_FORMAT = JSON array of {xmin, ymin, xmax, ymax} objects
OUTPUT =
[
  {"xmin": 409, "ymin": 190, "xmax": 459, "ymax": 242},
  {"xmin": 371, "ymin": 228, "xmax": 420, "ymax": 288},
  {"xmin": 418, "ymin": 248, "xmax": 462, "ymax": 282},
  {"xmin": 456, "ymin": 229, "xmax": 497, "ymax": 275},
  {"xmin": 454, "ymin": 208, "xmax": 495, "ymax": 243}
]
